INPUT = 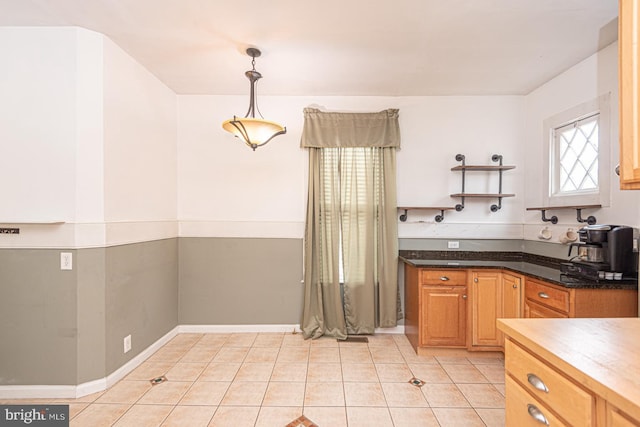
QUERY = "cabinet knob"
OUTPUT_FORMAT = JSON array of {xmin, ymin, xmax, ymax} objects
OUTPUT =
[
  {"xmin": 440, "ymin": 276, "xmax": 449, "ymax": 281},
  {"xmin": 527, "ymin": 404, "xmax": 550, "ymax": 426},
  {"xmin": 462, "ymin": 294, "xmax": 468, "ymax": 299},
  {"xmin": 538, "ymin": 292, "xmax": 550, "ymax": 299},
  {"xmin": 513, "ymin": 284, "xmax": 518, "ymax": 289},
  {"xmin": 527, "ymin": 373, "xmax": 549, "ymax": 393},
  {"xmin": 474, "ymin": 278, "xmax": 478, "ymax": 283}
]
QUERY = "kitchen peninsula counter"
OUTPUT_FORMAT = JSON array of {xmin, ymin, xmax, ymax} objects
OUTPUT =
[
  {"xmin": 498, "ymin": 317, "xmax": 640, "ymax": 424},
  {"xmin": 400, "ymin": 255, "xmax": 638, "ymax": 290}
]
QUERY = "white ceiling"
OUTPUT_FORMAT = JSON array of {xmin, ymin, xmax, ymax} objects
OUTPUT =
[{"xmin": 0, "ymin": 0, "xmax": 619, "ymax": 96}]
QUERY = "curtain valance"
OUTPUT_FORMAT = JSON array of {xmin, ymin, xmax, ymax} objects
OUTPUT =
[{"xmin": 300, "ymin": 108, "xmax": 401, "ymax": 148}]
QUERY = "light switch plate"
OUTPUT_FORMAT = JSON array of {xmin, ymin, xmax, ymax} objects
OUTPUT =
[{"xmin": 124, "ymin": 335, "xmax": 131, "ymax": 353}]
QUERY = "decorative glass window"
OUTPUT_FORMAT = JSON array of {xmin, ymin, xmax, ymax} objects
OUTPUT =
[
  {"xmin": 542, "ymin": 95, "xmax": 610, "ymax": 207},
  {"xmin": 553, "ymin": 113, "xmax": 599, "ymax": 194}
]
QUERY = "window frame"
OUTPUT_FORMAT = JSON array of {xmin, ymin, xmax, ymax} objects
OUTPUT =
[{"xmin": 542, "ymin": 94, "xmax": 611, "ymax": 207}]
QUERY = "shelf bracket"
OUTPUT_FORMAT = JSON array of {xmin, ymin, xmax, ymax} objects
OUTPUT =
[
  {"xmin": 455, "ymin": 154, "xmax": 466, "ymax": 211},
  {"xmin": 490, "ymin": 198, "xmax": 502, "ymax": 212},
  {"xmin": 576, "ymin": 208, "xmax": 597, "ymax": 225},
  {"xmin": 399, "ymin": 208, "xmax": 448, "ymax": 223},
  {"xmin": 491, "ymin": 154, "xmax": 504, "ymax": 212},
  {"xmin": 540, "ymin": 210, "xmax": 558, "ymax": 224}
]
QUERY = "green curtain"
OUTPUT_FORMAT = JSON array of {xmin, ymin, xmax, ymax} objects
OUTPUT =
[{"xmin": 300, "ymin": 108, "xmax": 400, "ymax": 339}]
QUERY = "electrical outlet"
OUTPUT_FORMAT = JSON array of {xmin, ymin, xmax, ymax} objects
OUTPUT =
[
  {"xmin": 60, "ymin": 252, "xmax": 73, "ymax": 270},
  {"xmin": 448, "ymin": 241, "xmax": 460, "ymax": 249},
  {"xmin": 124, "ymin": 335, "xmax": 132, "ymax": 353}
]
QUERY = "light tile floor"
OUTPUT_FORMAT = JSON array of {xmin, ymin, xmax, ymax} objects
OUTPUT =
[{"xmin": 1, "ymin": 333, "xmax": 505, "ymax": 426}]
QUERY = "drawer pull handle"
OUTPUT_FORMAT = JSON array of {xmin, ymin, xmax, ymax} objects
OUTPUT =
[
  {"xmin": 440, "ymin": 276, "xmax": 450, "ymax": 281},
  {"xmin": 538, "ymin": 292, "xmax": 550, "ymax": 299},
  {"xmin": 527, "ymin": 404, "xmax": 550, "ymax": 426},
  {"xmin": 527, "ymin": 373, "xmax": 549, "ymax": 393}
]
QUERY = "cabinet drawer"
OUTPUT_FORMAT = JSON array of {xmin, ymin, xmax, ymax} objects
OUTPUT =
[
  {"xmin": 506, "ymin": 375, "xmax": 568, "ymax": 427},
  {"xmin": 525, "ymin": 279, "xmax": 570, "ymax": 314},
  {"xmin": 505, "ymin": 340, "xmax": 594, "ymax": 426},
  {"xmin": 526, "ymin": 300, "xmax": 568, "ymax": 319},
  {"xmin": 420, "ymin": 270, "xmax": 467, "ymax": 285}
]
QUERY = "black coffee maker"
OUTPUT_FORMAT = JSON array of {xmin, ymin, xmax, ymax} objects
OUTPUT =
[{"xmin": 564, "ymin": 225, "xmax": 637, "ymax": 280}]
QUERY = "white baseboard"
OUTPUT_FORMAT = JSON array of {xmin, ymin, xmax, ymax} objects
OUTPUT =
[
  {"xmin": 0, "ymin": 385, "xmax": 78, "ymax": 400},
  {"xmin": 0, "ymin": 323, "xmax": 405, "ymax": 399},
  {"xmin": 375, "ymin": 325, "xmax": 405, "ymax": 334},
  {"xmin": 0, "ymin": 326, "xmax": 180, "ymax": 400},
  {"xmin": 104, "ymin": 326, "xmax": 180, "ymax": 390},
  {"xmin": 178, "ymin": 324, "xmax": 301, "ymax": 334}
]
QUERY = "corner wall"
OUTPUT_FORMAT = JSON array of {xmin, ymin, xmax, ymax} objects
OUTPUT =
[{"xmin": 0, "ymin": 27, "xmax": 179, "ymax": 387}]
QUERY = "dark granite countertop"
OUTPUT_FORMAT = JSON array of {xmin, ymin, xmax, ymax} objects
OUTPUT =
[{"xmin": 399, "ymin": 254, "xmax": 638, "ymax": 290}]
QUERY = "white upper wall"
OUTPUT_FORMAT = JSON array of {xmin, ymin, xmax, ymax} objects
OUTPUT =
[
  {"xmin": 178, "ymin": 95, "xmax": 525, "ymax": 239},
  {"xmin": 0, "ymin": 27, "xmax": 80, "ymax": 223},
  {"xmin": 2, "ymin": 26, "xmax": 638, "ymax": 247},
  {"xmin": 103, "ymin": 37, "xmax": 177, "ymax": 224},
  {"xmin": 0, "ymin": 27, "xmax": 178, "ymax": 248},
  {"xmin": 523, "ymin": 41, "xmax": 640, "ymax": 239}
]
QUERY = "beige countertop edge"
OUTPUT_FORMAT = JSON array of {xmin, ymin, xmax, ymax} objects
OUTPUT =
[{"xmin": 497, "ymin": 317, "xmax": 640, "ymax": 421}]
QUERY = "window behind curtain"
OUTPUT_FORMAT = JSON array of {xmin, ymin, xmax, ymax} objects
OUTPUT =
[{"xmin": 321, "ymin": 147, "xmax": 379, "ymax": 284}]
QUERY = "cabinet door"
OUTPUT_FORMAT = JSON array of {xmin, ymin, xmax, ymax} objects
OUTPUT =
[
  {"xmin": 502, "ymin": 272, "xmax": 522, "ymax": 319},
  {"xmin": 619, "ymin": 0, "xmax": 640, "ymax": 189},
  {"xmin": 470, "ymin": 270, "xmax": 502, "ymax": 348},
  {"xmin": 420, "ymin": 285, "xmax": 467, "ymax": 347},
  {"xmin": 500, "ymin": 272, "xmax": 523, "ymax": 346},
  {"xmin": 607, "ymin": 403, "xmax": 640, "ymax": 427}
]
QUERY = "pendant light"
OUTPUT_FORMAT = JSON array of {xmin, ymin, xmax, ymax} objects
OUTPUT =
[{"xmin": 222, "ymin": 48, "xmax": 286, "ymax": 151}]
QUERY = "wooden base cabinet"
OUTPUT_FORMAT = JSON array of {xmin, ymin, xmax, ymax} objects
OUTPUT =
[
  {"xmin": 421, "ymin": 284, "xmax": 467, "ymax": 347},
  {"xmin": 524, "ymin": 277, "xmax": 638, "ymax": 318},
  {"xmin": 470, "ymin": 270, "xmax": 523, "ymax": 350},
  {"xmin": 500, "ymin": 318, "xmax": 640, "ymax": 426},
  {"xmin": 502, "ymin": 272, "xmax": 523, "ymax": 319},
  {"xmin": 469, "ymin": 270, "xmax": 502, "ymax": 349},
  {"xmin": 505, "ymin": 339, "xmax": 594, "ymax": 426},
  {"xmin": 500, "ymin": 271, "xmax": 523, "ymax": 344},
  {"xmin": 607, "ymin": 404, "xmax": 640, "ymax": 427},
  {"xmin": 404, "ymin": 265, "xmax": 636, "ymax": 355},
  {"xmin": 403, "ymin": 264, "xmax": 468, "ymax": 351}
]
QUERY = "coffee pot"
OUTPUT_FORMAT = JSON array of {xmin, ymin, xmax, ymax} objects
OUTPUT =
[
  {"xmin": 568, "ymin": 242, "xmax": 605, "ymax": 263},
  {"xmin": 570, "ymin": 225, "xmax": 636, "ymax": 274}
]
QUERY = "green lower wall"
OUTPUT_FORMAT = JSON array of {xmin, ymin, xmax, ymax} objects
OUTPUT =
[
  {"xmin": 0, "ymin": 236, "xmax": 572, "ymax": 386},
  {"xmin": 0, "ymin": 239, "xmax": 178, "ymax": 386},
  {"xmin": 76, "ymin": 248, "xmax": 106, "ymax": 384},
  {"xmin": 178, "ymin": 237, "xmax": 304, "ymax": 325},
  {"xmin": 0, "ymin": 249, "xmax": 78, "ymax": 385},
  {"xmin": 105, "ymin": 239, "xmax": 178, "ymax": 375}
]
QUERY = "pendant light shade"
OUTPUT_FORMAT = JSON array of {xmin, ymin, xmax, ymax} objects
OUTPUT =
[{"xmin": 222, "ymin": 48, "xmax": 286, "ymax": 151}]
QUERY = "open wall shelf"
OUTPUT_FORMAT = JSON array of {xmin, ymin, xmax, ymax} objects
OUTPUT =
[
  {"xmin": 397, "ymin": 207, "xmax": 456, "ymax": 223},
  {"xmin": 450, "ymin": 154, "xmax": 515, "ymax": 212},
  {"xmin": 526, "ymin": 205, "xmax": 601, "ymax": 225}
]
